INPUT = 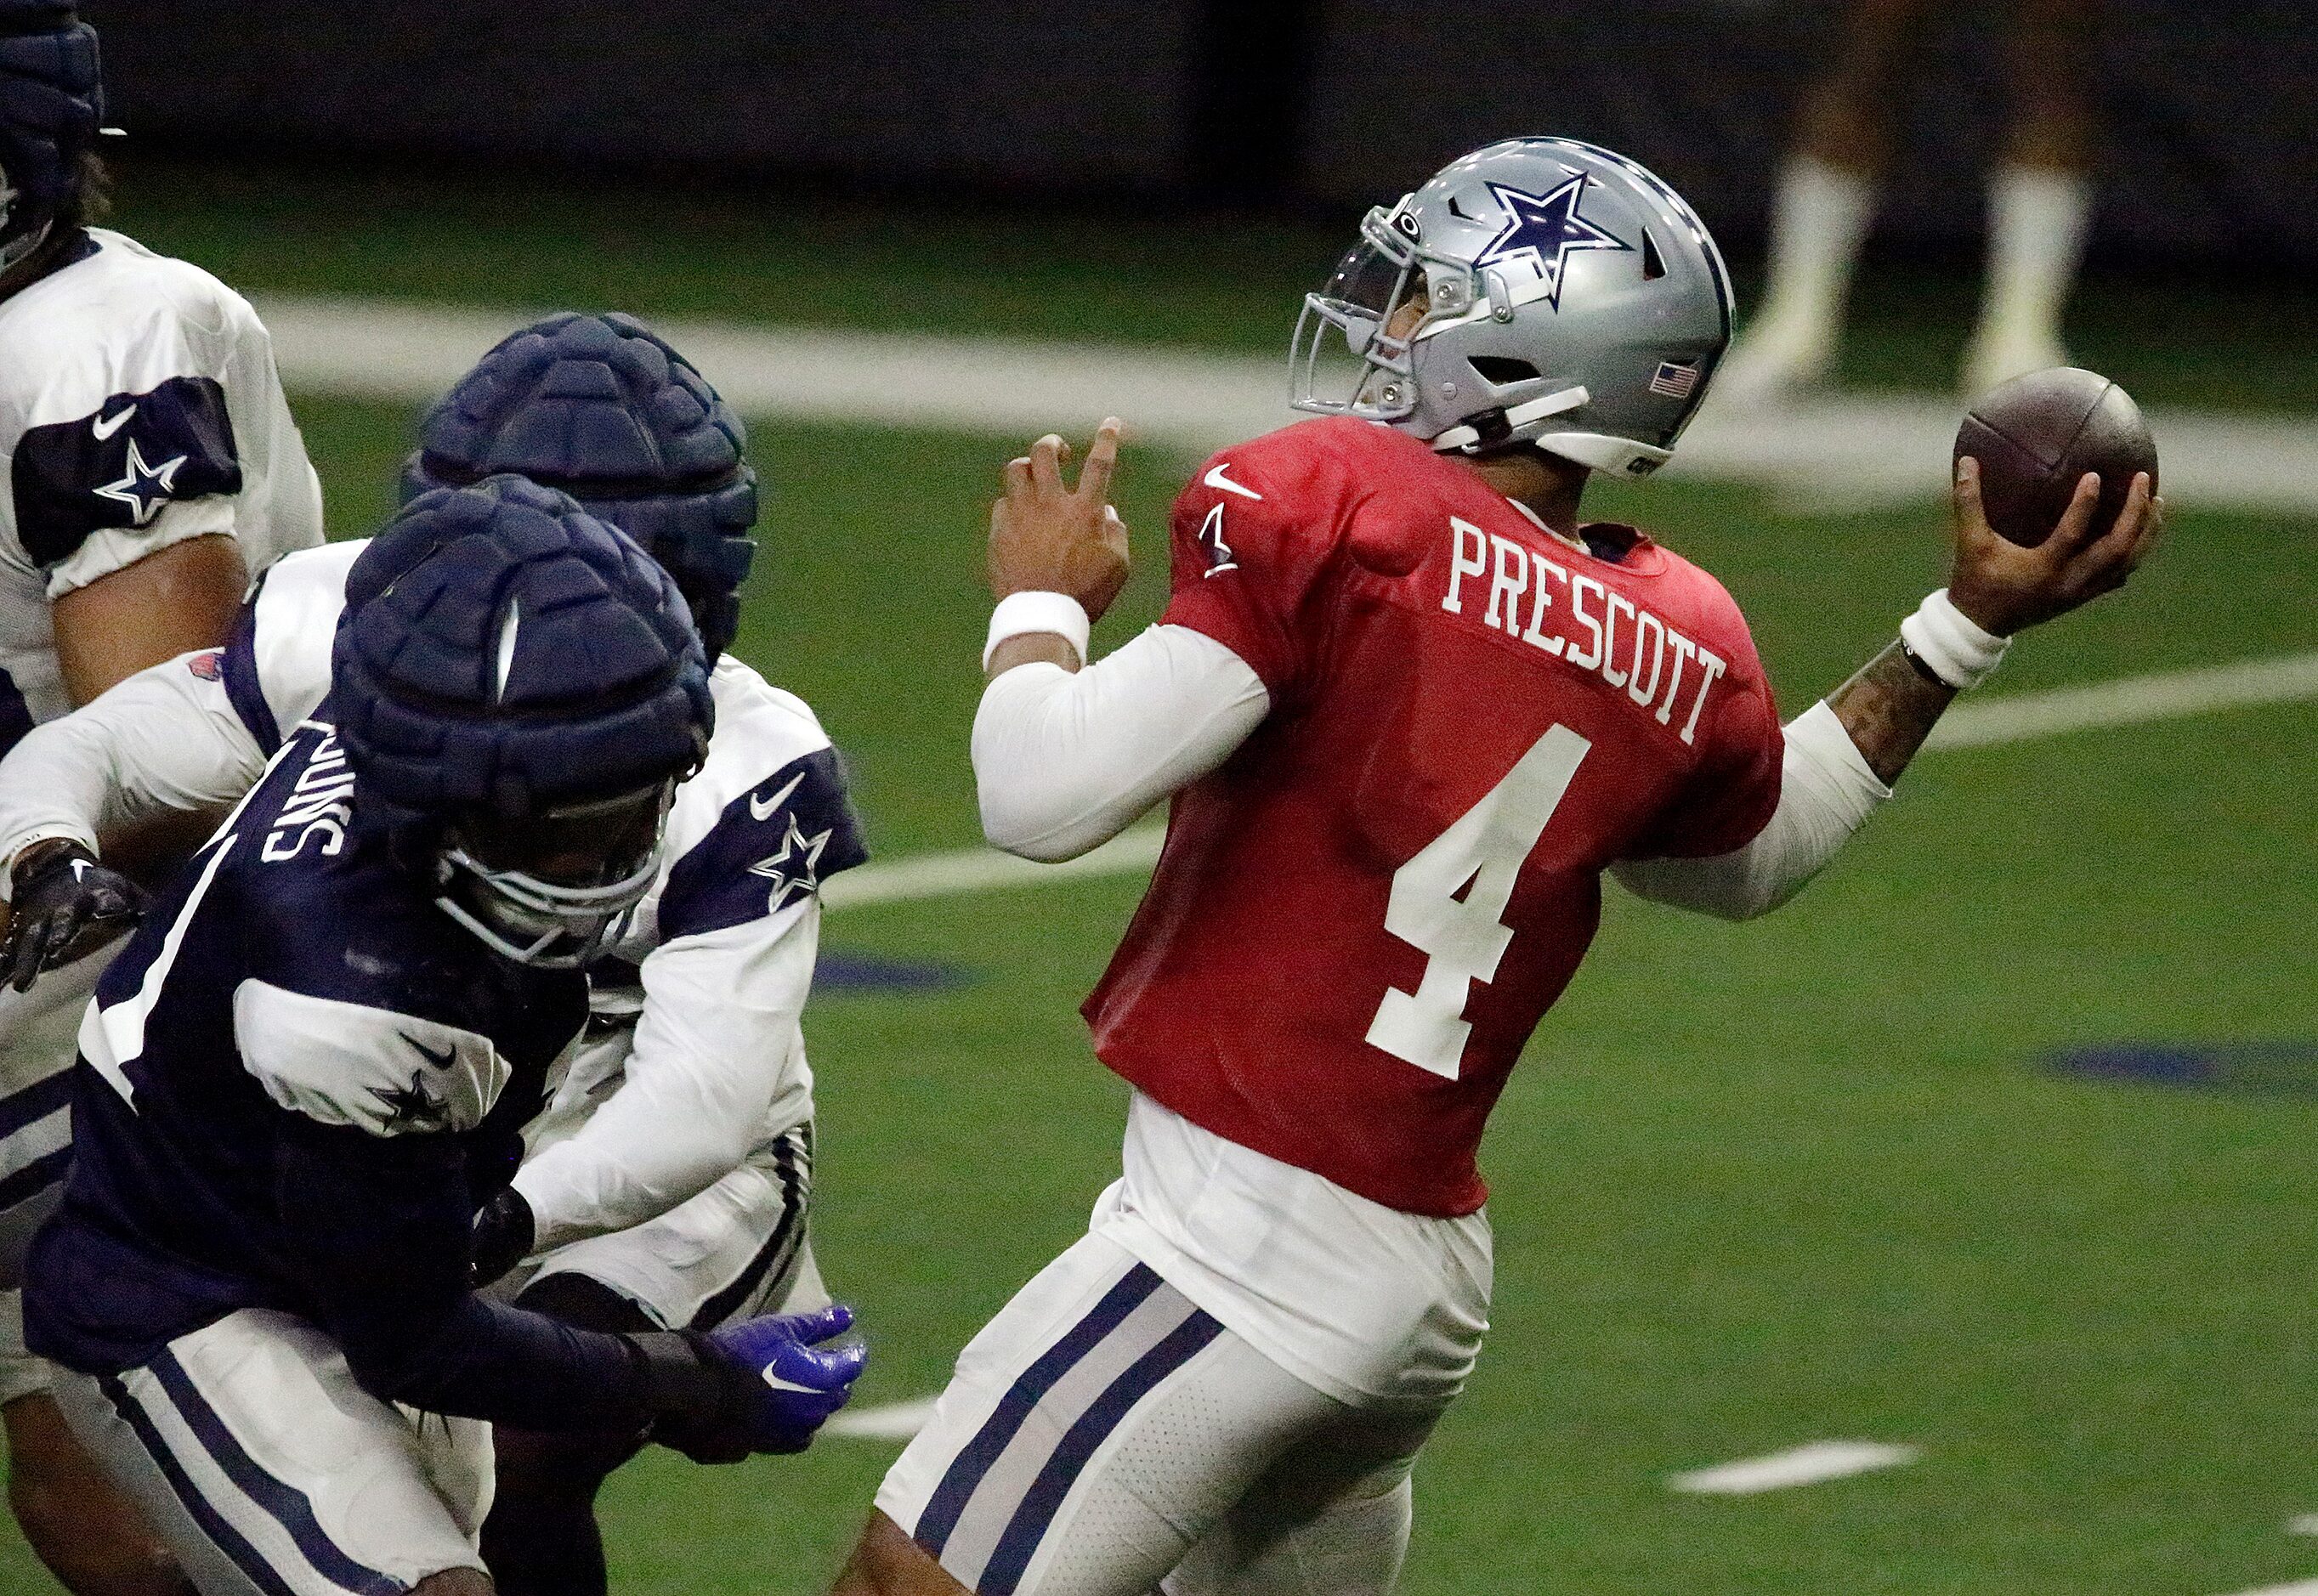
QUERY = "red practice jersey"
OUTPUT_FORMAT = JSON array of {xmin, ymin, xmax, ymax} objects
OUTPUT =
[{"xmin": 1083, "ymin": 417, "xmax": 1783, "ymax": 1217}]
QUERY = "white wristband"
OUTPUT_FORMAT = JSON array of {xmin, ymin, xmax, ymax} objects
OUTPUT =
[
  {"xmin": 1898, "ymin": 588, "xmax": 2009, "ymax": 690},
  {"xmin": 983, "ymin": 591, "xmax": 1091, "ymax": 672}
]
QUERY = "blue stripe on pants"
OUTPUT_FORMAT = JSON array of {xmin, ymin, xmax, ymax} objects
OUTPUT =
[
  {"xmin": 913, "ymin": 1262, "xmax": 1165, "ymax": 1554},
  {"xmin": 0, "ymin": 1066, "xmax": 70, "ymax": 1140},
  {"xmin": 978, "ymin": 1306, "xmax": 1224, "ymax": 1594},
  {"xmin": 100, "ymin": 1372, "xmax": 303, "ymax": 1596},
  {"xmin": 150, "ymin": 1350, "xmax": 406, "ymax": 1596}
]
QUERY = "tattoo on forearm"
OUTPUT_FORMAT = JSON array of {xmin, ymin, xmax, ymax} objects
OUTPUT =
[{"xmin": 1828, "ymin": 640, "xmax": 1958, "ymax": 787}]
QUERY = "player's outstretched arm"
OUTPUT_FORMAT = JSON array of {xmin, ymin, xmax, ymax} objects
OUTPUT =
[
  {"xmin": 0, "ymin": 649, "xmax": 269, "ymax": 985},
  {"xmin": 1614, "ymin": 460, "xmax": 2159, "ymax": 921},
  {"xmin": 1831, "ymin": 457, "xmax": 2160, "ymax": 784}
]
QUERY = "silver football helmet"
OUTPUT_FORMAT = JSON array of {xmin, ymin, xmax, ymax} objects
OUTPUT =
[{"xmin": 1290, "ymin": 137, "xmax": 1732, "ymax": 477}]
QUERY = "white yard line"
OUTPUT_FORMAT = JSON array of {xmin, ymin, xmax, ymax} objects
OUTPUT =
[
  {"xmin": 820, "ymin": 824, "xmax": 1163, "ymax": 911},
  {"xmin": 2287, "ymin": 1515, "xmax": 2318, "ymax": 1537},
  {"xmin": 250, "ymin": 293, "xmax": 2318, "ymax": 515},
  {"xmin": 2214, "ymin": 1582, "xmax": 2318, "ymax": 1596},
  {"xmin": 825, "ymin": 1395, "xmax": 940, "ymax": 1442},
  {"xmin": 1666, "ymin": 1440, "xmax": 1923, "ymax": 1495},
  {"xmin": 821, "ymin": 648, "xmax": 2318, "ymax": 914},
  {"xmin": 1924, "ymin": 650, "xmax": 2318, "ymax": 750}
]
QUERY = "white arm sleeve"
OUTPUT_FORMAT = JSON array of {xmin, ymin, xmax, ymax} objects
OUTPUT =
[
  {"xmin": 512, "ymin": 901, "xmax": 819, "ymax": 1253},
  {"xmin": 1611, "ymin": 700, "xmax": 1893, "ymax": 921},
  {"xmin": 0, "ymin": 653, "xmax": 268, "ymax": 884},
  {"xmin": 972, "ymin": 623, "xmax": 1271, "ymax": 863}
]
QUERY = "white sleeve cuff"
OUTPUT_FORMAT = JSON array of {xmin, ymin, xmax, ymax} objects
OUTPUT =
[
  {"xmin": 983, "ymin": 591, "xmax": 1091, "ymax": 672},
  {"xmin": 973, "ymin": 624, "xmax": 1269, "ymax": 862},
  {"xmin": 1899, "ymin": 588, "xmax": 2009, "ymax": 690},
  {"xmin": 0, "ymin": 826, "xmax": 96, "ymax": 900}
]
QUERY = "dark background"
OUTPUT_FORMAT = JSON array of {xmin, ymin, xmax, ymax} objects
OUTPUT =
[{"xmin": 88, "ymin": 1, "xmax": 2318, "ymax": 267}]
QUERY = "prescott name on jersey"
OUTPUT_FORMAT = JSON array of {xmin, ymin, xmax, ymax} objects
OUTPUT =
[{"xmin": 1086, "ymin": 417, "xmax": 1783, "ymax": 1218}]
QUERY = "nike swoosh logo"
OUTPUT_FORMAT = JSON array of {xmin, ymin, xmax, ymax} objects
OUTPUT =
[
  {"xmin": 404, "ymin": 1034, "xmax": 459, "ymax": 1070},
  {"xmin": 92, "ymin": 405, "xmax": 137, "ymax": 441},
  {"xmin": 760, "ymin": 1370, "xmax": 830, "ymax": 1395},
  {"xmin": 749, "ymin": 771, "xmax": 806, "ymax": 823},
  {"xmin": 1203, "ymin": 462, "xmax": 1262, "ymax": 501}
]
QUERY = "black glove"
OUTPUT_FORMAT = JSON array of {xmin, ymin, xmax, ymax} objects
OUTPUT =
[
  {"xmin": 0, "ymin": 840, "xmax": 146, "ymax": 993},
  {"xmin": 469, "ymin": 1186, "xmax": 536, "ymax": 1288},
  {"xmin": 634, "ymin": 1304, "xmax": 865, "ymax": 1464}
]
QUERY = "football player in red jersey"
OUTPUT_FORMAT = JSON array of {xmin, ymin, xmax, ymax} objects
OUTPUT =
[{"xmin": 834, "ymin": 138, "xmax": 2159, "ymax": 1596}]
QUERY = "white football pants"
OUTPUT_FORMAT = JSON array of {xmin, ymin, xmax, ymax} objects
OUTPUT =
[{"xmin": 876, "ymin": 1233, "xmax": 1441, "ymax": 1596}]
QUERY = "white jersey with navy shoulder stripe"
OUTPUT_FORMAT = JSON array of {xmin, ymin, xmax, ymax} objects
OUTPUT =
[{"xmin": 0, "ymin": 228, "xmax": 323, "ymax": 739}]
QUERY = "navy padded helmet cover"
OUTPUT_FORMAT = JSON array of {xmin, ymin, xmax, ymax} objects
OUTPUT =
[
  {"xmin": 0, "ymin": 2, "xmax": 100, "ymax": 246},
  {"xmin": 333, "ymin": 474, "xmax": 715, "ymax": 823},
  {"xmin": 400, "ymin": 313, "xmax": 757, "ymax": 656}
]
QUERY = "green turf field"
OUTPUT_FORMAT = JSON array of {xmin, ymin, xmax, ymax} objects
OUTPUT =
[{"xmin": 4, "ymin": 161, "xmax": 2317, "ymax": 1595}]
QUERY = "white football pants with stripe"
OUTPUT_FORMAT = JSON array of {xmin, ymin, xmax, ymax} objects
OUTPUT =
[{"xmin": 876, "ymin": 1234, "xmax": 1441, "ymax": 1596}]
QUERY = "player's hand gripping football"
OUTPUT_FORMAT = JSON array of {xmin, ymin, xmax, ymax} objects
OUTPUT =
[
  {"xmin": 989, "ymin": 418, "xmax": 1131, "ymax": 622},
  {"xmin": 1946, "ymin": 457, "xmax": 2164, "ymax": 637},
  {"xmin": 0, "ymin": 840, "xmax": 147, "ymax": 992},
  {"xmin": 648, "ymin": 1303, "xmax": 867, "ymax": 1463}
]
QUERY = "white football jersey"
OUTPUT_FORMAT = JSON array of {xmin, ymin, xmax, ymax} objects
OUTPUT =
[{"xmin": 0, "ymin": 228, "xmax": 323, "ymax": 735}]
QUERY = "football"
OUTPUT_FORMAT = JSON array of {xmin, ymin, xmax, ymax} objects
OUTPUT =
[{"xmin": 1952, "ymin": 367, "xmax": 2159, "ymax": 546}]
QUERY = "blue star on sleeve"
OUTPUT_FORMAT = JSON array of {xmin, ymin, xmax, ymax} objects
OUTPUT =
[{"xmin": 658, "ymin": 747, "xmax": 868, "ymax": 942}]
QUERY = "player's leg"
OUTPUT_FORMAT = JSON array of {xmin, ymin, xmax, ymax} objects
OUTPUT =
[
  {"xmin": 481, "ymin": 1125, "xmax": 816, "ymax": 1596},
  {"xmin": 1718, "ymin": 0, "xmax": 1929, "ymax": 403},
  {"xmin": 6, "ymin": 1385, "xmax": 192, "ymax": 1596},
  {"xmin": 45, "ymin": 1308, "xmax": 489, "ymax": 1596},
  {"xmin": 473, "ymin": 1273, "xmax": 647, "ymax": 1596},
  {"xmin": 1960, "ymin": 0, "xmax": 2095, "ymax": 392},
  {"xmin": 0, "ymin": 960, "xmax": 175, "ymax": 1593},
  {"xmin": 1160, "ymin": 1404, "xmax": 1437, "ymax": 1596},
  {"xmin": 410, "ymin": 1576, "xmax": 492, "ymax": 1596},
  {"xmin": 837, "ymin": 1235, "xmax": 1357, "ymax": 1596}
]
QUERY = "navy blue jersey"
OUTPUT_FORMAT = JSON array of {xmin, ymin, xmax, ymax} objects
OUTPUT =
[{"xmin": 26, "ymin": 711, "xmax": 662, "ymax": 1427}]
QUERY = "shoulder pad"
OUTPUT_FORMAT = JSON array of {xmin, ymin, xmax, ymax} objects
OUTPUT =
[
  {"xmin": 656, "ymin": 744, "xmax": 867, "ymax": 942},
  {"xmin": 9, "ymin": 374, "xmax": 244, "ymax": 570},
  {"xmin": 222, "ymin": 540, "xmax": 361, "ymax": 751}
]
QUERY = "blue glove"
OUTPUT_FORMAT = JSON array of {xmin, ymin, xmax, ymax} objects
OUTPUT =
[
  {"xmin": 644, "ymin": 1303, "xmax": 865, "ymax": 1462},
  {"xmin": 708, "ymin": 1302, "xmax": 867, "ymax": 1452}
]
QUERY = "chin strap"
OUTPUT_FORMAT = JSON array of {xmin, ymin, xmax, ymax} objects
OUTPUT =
[{"xmin": 1428, "ymin": 386, "xmax": 1592, "ymax": 455}]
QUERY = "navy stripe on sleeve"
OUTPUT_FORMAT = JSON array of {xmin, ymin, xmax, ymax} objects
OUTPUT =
[
  {"xmin": 658, "ymin": 746, "xmax": 868, "ymax": 942},
  {"xmin": 0, "ymin": 1066, "xmax": 71, "ymax": 1140},
  {"xmin": 218, "ymin": 579, "xmax": 282, "ymax": 755},
  {"xmin": 0, "ymin": 1146, "xmax": 70, "ymax": 1213}
]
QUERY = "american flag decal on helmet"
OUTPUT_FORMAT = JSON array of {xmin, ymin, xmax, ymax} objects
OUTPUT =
[{"xmin": 1649, "ymin": 361, "xmax": 1700, "ymax": 399}]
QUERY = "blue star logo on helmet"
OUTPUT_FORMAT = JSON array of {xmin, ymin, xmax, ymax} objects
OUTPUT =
[{"xmin": 1474, "ymin": 175, "xmax": 1631, "ymax": 311}]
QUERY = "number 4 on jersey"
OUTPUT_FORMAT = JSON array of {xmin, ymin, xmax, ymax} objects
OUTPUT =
[{"xmin": 1365, "ymin": 724, "xmax": 1592, "ymax": 1079}]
